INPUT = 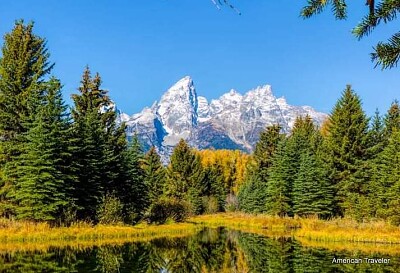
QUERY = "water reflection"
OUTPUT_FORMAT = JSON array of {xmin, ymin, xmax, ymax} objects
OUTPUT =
[{"xmin": 0, "ymin": 228, "xmax": 399, "ymax": 272}]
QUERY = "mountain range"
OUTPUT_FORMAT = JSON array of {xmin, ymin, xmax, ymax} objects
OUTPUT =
[{"xmin": 115, "ymin": 76, "xmax": 327, "ymax": 161}]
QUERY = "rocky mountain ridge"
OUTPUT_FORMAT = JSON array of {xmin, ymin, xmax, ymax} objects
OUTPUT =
[{"xmin": 117, "ymin": 76, "xmax": 327, "ymax": 160}]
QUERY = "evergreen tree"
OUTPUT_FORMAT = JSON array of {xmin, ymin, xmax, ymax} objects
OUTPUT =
[
  {"xmin": 71, "ymin": 67, "xmax": 127, "ymax": 220},
  {"xmin": 350, "ymin": 109, "xmax": 386, "ymax": 220},
  {"xmin": 368, "ymin": 109, "xmax": 385, "ymax": 156},
  {"xmin": 290, "ymin": 115, "xmax": 320, "ymax": 154},
  {"xmin": 72, "ymin": 108, "xmax": 105, "ymax": 220},
  {"xmin": 292, "ymin": 151, "xmax": 333, "ymax": 218},
  {"xmin": 265, "ymin": 139, "xmax": 294, "ymax": 216},
  {"xmin": 166, "ymin": 139, "xmax": 205, "ymax": 214},
  {"xmin": 238, "ymin": 174, "xmax": 267, "ymax": 214},
  {"xmin": 142, "ymin": 147, "xmax": 166, "ymax": 206},
  {"xmin": 203, "ymin": 163, "xmax": 226, "ymax": 211},
  {"xmin": 253, "ymin": 124, "xmax": 283, "ymax": 170},
  {"xmin": 0, "ymin": 21, "xmax": 54, "ymax": 216},
  {"xmin": 384, "ymin": 100, "xmax": 400, "ymax": 137},
  {"xmin": 122, "ymin": 136, "xmax": 146, "ymax": 222},
  {"xmin": 372, "ymin": 129, "xmax": 400, "ymax": 225},
  {"xmin": 265, "ymin": 115, "xmax": 319, "ymax": 216},
  {"xmin": 238, "ymin": 124, "xmax": 283, "ymax": 214},
  {"xmin": 10, "ymin": 78, "xmax": 72, "ymax": 221},
  {"xmin": 323, "ymin": 85, "xmax": 369, "ymax": 216}
]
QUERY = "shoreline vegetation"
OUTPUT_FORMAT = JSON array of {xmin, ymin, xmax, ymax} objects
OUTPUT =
[{"xmin": 1, "ymin": 213, "xmax": 399, "ymax": 254}]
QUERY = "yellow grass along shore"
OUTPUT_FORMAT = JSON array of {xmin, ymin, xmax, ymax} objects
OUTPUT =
[
  {"xmin": 191, "ymin": 213, "xmax": 400, "ymax": 244},
  {"xmin": 0, "ymin": 218, "xmax": 200, "ymax": 243},
  {"xmin": 0, "ymin": 213, "xmax": 399, "ymax": 254}
]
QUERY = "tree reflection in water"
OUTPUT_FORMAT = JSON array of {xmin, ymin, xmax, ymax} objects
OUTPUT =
[{"xmin": 0, "ymin": 228, "xmax": 399, "ymax": 272}]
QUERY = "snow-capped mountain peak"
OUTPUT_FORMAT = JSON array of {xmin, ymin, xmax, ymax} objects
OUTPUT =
[
  {"xmin": 117, "ymin": 76, "xmax": 327, "ymax": 161},
  {"xmin": 155, "ymin": 76, "xmax": 198, "ymax": 143}
]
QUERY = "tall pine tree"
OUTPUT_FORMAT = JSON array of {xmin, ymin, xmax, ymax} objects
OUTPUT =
[
  {"xmin": 371, "ymin": 129, "xmax": 400, "ymax": 225},
  {"xmin": 166, "ymin": 139, "xmax": 205, "ymax": 214},
  {"xmin": 265, "ymin": 139, "xmax": 293, "ymax": 216},
  {"xmin": 122, "ymin": 136, "xmax": 146, "ymax": 223},
  {"xmin": 203, "ymin": 163, "xmax": 226, "ymax": 212},
  {"xmin": 384, "ymin": 100, "xmax": 400, "ymax": 138},
  {"xmin": 367, "ymin": 109, "xmax": 385, "ymax": 156},
  {"xmin": 0, "ymin": 21, "xmax": 54, "ymax": 217},
  {"xmin": 253, "ymin": 124, "xmax": 283, "ymax": 170},
  {"xmin": 238, "ymin": 125, "xmax": 283, "ymax": 214},
  {"xmin": 71, "ymin": 67, "xmax": 127, "ymax": 221},
  {"xmin": 142, "ymin": 146, "xmax": 166, "ymax": 206},
  {"xmin": 292, "ymin": 151, "xmax": 333, "ymax": 218},
  {"xmin": 323, "ymin": 85, "xmax": 369, "ymax": 216},
  {"xmin": 10, "ymin": 78, "xmax": 72, "ymax": 221},
  {"xmin": 265, "ymin": 116, "xmax": 322, "ymax": 216}
]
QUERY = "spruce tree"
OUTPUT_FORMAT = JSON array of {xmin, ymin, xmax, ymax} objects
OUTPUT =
[
  {"xmin": 323, "ymin": 85, "xmax": 369, "ymax": 216},
  {"xmin": 0, "ymin": 21, "xmax": 54, "ymax": 216},
  {"xmin": 10, "ymin": 78, "xmax": 71, "ymax": 221},
  {"xmin": 71, "ymin": 67, "xmax": 127, "ymax": 220},
  {"xmin": 203, "ymin": 163, "xmax": 226, "ymax": 211},
  {"xmin": 290, "ymin": 115, "xmax": 320, "ymax": 155},
  {"xmin": 384, "ymin": 100, "xmax": 400, "ymax": 137},
  {"xmin": 368, "ymin": 109, "xmax": 385, "ymax": 156},
  {"xmin": 292, "ymin": 151, "xmax": 333, "ymax": 218},
  {"xmin": 73, "ymin": 108, "xmax": 105, "ymax": 220},
  {"xmin": 166, "ymin": 139, "xmax": 205, "ymax": 214},
  {"xmin": 372, "ymin": 129, "xmax": 400, "ymax": 225},
  {"xmin": 238, "ymin": 174, "xmax": 267, "ymax": 214},
  {"xmin": 253, "ymin": 124, "xmax": 283, "ymax": 170},
  {"xmin": 264, "ymin": 115, "xmax": 320, "ymax": 216},
  {"xmin": 352, "ymin": 109, "xmax": 386, "ymax": 220},
  {"xmin": 122, "ymin": 136, "xmax": 146, "ymax": 222},
  {"xmin": 238, "ymin": 124, "xmax": 283, "ymax": 214},
  {"xmin": 265, "ymin": 140, "xmax": 293, "ymax": 216},
  {"xmin": 142, "ymin": 147, "xmax": 166, "ymax": 206}
]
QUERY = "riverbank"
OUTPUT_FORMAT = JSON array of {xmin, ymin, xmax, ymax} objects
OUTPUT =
[
  {"xmin": 190, "ymin": 213, "xmax": 400, "ymax": 244},
  {"xmin": 0, "ymin": 213, "xmax": 399, "ymax": 246},
  {"xmin": 0, "ymin": 218, "xmax": 199, "ymax": 243}
]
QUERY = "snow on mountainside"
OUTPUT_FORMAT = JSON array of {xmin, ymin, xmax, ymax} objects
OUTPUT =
[{"xmin": 117, "ymin": 76, "xmax": 328, "ymax": 160}]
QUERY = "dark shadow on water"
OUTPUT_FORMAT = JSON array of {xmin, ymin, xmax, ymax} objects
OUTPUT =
[{"xmin": 0, "ymin": 227, "xmax": 399, "ymax": 272}]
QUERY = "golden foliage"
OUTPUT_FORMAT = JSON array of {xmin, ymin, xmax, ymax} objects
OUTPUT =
[
  {"xmin": 197, "ymin": 149, "xmax": 251, "ymax": 193},
  {"xmin": 319, "ymin": 116, "xmax": 331, "ymax": 137}
]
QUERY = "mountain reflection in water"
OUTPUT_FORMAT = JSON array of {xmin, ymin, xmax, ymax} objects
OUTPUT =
[{"xmin": 0, "ymin": 227, "xmax": 399, "ymax": 272}]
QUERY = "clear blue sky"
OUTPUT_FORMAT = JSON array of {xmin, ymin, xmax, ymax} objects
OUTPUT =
[{"xmin": 0, "ymin": 0, "xmax": 399, "ymax": 115}]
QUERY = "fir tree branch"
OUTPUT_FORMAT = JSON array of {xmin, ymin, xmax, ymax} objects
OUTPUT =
[
  {"xmin": 332, "ymin": 0, "xmax": 347, "ymax": 19},
  {"xmin": 372, "ymin": 31, "xmax": 400, "ymax": 69},
  {"xmin": 301, "ymin": 0, "xmax": 331, "ymax": 18},
  {"xmin": 353, "ymin": 0, "xmax": 400, "ymax": 39}
]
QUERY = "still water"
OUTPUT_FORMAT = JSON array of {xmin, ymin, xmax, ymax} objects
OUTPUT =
[{"xmin": 0, "ymin": 228, "xmax": 399, "ymax": 272}]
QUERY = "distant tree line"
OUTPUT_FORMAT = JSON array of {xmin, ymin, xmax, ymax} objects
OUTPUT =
[{"xmin": 0, "ymin": 21, "xmax": 398, "ymax": 225}]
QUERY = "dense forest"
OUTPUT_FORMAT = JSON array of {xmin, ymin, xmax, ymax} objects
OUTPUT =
[{"xmin": 0, "ymin": 21, "xmax": 399, "ymax": 226}]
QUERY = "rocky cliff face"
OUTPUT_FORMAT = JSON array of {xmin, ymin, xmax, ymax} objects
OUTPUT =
[{"xmin": 118, "ymin": 76, "xmax": 327, "ymax": 161}]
